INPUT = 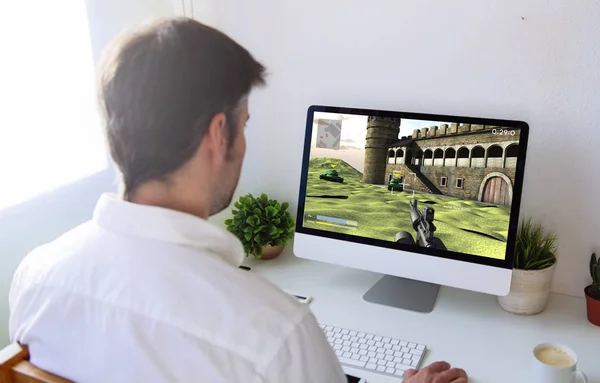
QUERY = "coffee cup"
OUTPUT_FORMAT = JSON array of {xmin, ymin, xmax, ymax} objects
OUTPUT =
[{"xmin": 532, "ymin": 343, "xmax": 587, "ymax": 383}]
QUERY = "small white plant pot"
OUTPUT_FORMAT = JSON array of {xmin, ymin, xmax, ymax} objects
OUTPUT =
[{"xmin": 498, "ymin": 262, "xmax": 557, "ymax": 315}]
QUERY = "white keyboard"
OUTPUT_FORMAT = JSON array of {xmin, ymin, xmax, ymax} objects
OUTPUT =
[{"xmin": 319, "ymin": 323, "xmax": 426, "ymax": 379}]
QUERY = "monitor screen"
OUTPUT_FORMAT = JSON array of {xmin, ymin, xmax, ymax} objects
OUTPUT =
[{"xmin": 296, "ymin": 105, "xmax": 529, "ymax": 268}]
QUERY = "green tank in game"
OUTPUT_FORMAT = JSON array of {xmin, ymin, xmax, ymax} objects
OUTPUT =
[
  {"xmin": 319, "ymin": 169, "xmax": 344, "ymax": 183},
  {"xmin": 388, "ymin": 177, "xmax": 404, "ymax": 191}
]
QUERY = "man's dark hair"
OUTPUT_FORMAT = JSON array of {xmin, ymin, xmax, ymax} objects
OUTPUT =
[{"xmin": 97, "ymin": 17, "xmax": 266, "ymax": 197}]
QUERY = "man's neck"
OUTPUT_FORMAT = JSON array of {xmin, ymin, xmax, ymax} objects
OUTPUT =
[{"xmin": 128, "ymin": 182, "xmax": 210, "ymax": 219}]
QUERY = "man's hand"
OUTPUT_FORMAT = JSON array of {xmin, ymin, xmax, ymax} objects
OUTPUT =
[{"xmin": 403, "ymin": 361, "xmax": 468, "ymax": 382}]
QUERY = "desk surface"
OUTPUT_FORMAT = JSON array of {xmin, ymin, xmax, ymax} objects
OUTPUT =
[{"xmin": 242, "ymin": 248, "xmax": 599, "ymax": 383}]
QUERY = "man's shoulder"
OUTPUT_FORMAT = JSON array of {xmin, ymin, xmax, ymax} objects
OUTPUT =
[{"xmin": 12, "ymin": 220, "xmax": 96, "ymax": 280}]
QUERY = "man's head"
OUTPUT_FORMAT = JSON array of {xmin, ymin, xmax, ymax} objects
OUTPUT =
[{"xmin": 97, "ymin": 17, "xmax": 265, "ymax": 216}]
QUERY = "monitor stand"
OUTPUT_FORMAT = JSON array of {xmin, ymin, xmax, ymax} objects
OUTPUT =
[{"xmin": 363, "ymin": 275, "xmax": 440, "ymax": 313}]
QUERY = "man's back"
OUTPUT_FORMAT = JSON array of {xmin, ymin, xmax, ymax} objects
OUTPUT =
[{"xmin": 9, "ymin": 194, "xmax": 346, "ymax": 382}]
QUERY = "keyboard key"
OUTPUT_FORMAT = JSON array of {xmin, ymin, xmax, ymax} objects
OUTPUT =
[
  {"xmin": 333, "ymin": 328, "xmax": 341, "ymax": 333},
  {"xmin": 357, "ymin": 332, "xmax": 366, "ymax": 338},
  {"xmin": 339, "ymin": 357, "xmax": 366, "ymax": 368},
  {"xmin": 400, "ymin": 341, "xmax": 408, "ymax": 346},
  {"xmin": 367, "ymin": 340, "xmax": 375, "ymax": 346},
  {"xmin": 358, "ymin": 338, "xmax": 367, "ymax": 344},
  {"xmin": 374, "ymin": 336, "xmax": 382, "ymax": 341},
  {"xmin": 359, "ymin": 344, "xmax": 368, "ymax": 350},
  {"xmin": 395, "ymin": 369, "xmax": 405, "ymax": 377},
  {"xmin": 377, "ymin": 365, "xmax": 386, "ymax": 372},
  {"xmin": 402, "ymin": 347, "xmax": 410, "ymax": 353},
  {"xmin": 350, "ymin": 347, "xmax": 359, "ymax": 354},
  {"xmin": 333, "ymin": 344, "xmax": 341, "ymax": 350},
  {"xmin": 351, "ymin": 354, "xmax": 360, "ymax": 360},
  {"xmin": 360, "ymin": 356, "xmax": 369, "ymax": 362},
  {"xmin": 366, "ymin": 363, "xmax": 377, "ymax": 370},
  {"xmin": 410, "ymin": 349, "xmax": 423, "ymax": 356},
  {"xmin": 403, "ymin": 358, "xmax": 412, "ymax": 365},
  {"xmin": 408, "ymin": 342, "xmax": 416, "ymax": 348},
  {"xmin": 342, "ymin": 346, "xmax": 350, "ymax": 352},
  {"xmin": 386, "ymin": 367, "xmax": 396, "ymax": 374},
  {"xmin": 394, "ymin": 357, "xmax": 402, "ymax": 363},
  {"xmin": 375, "ymin": 341, "xmax": 383, "ymax": 347},
  {"xmin": 368, "ymin": 346, "xmax": 376, "ymax": 352},
  {"xmin": 385, "ymin": 355, "xmax": 393, "ymax": 361},
  {"xmin": 369, "ymin": 357, "xmax": 377, "ymax": 364},
  {"xmin": 359, "ymin": 350, "xmax": 367, "ymax": 356},
  {"xmin": 403, "ymin": 352, "xmax": 412, "ymax": 359},
  {"xmin": 386, "ymin": 361, "xmax": 395, "ymax": 368},
  {"xmin": 391, "ymin": 339, "xmax": 400, "ymax": 345},
  {"xmin": 382, "ymin": 337, "xmax": 391, "ymax": 343},
  {"xmin": 349, "ymin": 330, "xmax": 357, "ymax": 336},
  {"xmin": 342, "ymin": 335, "xmax": 350, "ymax": 341},
  {"xmin": 368, "ymin": 352, "xmax": 376, "ymax": 358},
  {"xmin": 417, "ymin": 344, "xmax": 425, "ymax": 351},
  {"xmin": 366, "ymin": 334, "xmax": 374, "ymax": 340},
  {"xmin": 383, "ymin": 343, "xmax": 392, "ymax": 350},
  {"xmin": 385, "ymin": 350, "xmax": 394, "ymax": 356},
  {"xmin": 377, "ymin": 360, "xmax": 386, "ymax": 366},
  {"xmin": 350, "ymin": 336, "xmax": 358, "ymax": 342},
  {"xmin": 341, "ymin": 329, "xmax": 349, "ymax": 335},
  {"xmin": 343, "ymin": 352, "xmax": 352, "ymax": 358}
]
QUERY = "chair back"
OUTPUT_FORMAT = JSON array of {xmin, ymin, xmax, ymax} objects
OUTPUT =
[{"xmin": 0, "ymin": 344, "xmax": 73, "ymax": 383}]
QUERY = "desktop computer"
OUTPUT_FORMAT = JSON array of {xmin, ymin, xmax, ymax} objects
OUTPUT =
[{"xmin": 293, "ymin": 105, "xmax": 529, "ymax": 313}]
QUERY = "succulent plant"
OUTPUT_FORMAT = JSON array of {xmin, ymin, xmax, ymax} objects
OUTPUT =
[
  {"xmin": 590, "ymin": 253, "xmax": 600, "ymax": 299},
  {"xmin": 513, "ymin": 217, "xmax": 558, "ymax": 270},
  {"xmin": 224, "ymin": 193, "xmax": 295, "ymax": 258}
]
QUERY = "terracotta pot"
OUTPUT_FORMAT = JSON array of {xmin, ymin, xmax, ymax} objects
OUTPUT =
[
  {"xmin": 259, "ymin": 245, "xmax": 285, "ymax": 260},
  {"xmin": 497, "ymin": 262, "xmax": 556, "ymax": 315},
  {"xmin": 584, "ymin": 285, "xmax": 600, "ymax": 326}
]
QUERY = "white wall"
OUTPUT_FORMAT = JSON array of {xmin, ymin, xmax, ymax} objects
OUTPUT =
[
  {"xmin": 209, "ymin": 0, "xmax": 600, "ymax": 298},
  {"xmin": 0, "ymin": 0, "xmax": 177, "ymax": 347}
]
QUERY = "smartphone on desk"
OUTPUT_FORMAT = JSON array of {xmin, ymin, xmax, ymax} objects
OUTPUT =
[{"xmin": 346, "ymin": 373, "xmax": 367, "ymax": 383}]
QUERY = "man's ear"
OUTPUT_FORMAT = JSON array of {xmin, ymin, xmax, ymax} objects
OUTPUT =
[{"xmin": 204, "ymin": 112, "xmax": 228, "ymax": 162}]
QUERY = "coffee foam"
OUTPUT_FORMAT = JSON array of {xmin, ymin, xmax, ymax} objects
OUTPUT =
[{"xmin": 535, "ymin": 346, "xmax": 575, "ymax": 368}]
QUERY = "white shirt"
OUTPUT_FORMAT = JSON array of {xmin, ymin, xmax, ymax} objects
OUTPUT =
[{"xmin": 9, "ymin": 194, "xmax": 346, "ymax": 383}]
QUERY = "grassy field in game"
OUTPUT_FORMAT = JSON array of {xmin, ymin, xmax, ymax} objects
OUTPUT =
[{"xmin": 304, "ymin": 157, "xmax": 511, "ymax": 259}]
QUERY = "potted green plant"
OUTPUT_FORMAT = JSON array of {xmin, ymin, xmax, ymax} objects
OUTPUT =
[
  {"xmin": 585, "ymin": 252, "xmax": 600, "ymax": 326},
  {"xmin": 224, "ymin": 193, "xmax": 295, "ymax": 259},
  {"xmin": 498, "ymin": 217, "xmax": 558, "ymax": 315}
]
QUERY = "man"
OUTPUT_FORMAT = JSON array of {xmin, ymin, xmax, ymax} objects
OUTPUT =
[{"xmin": 9, "ymin": 18, "xmax": 468, "ymax": 383}]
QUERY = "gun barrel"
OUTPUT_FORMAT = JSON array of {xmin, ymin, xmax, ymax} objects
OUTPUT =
[{"xmin": 408, "ymin": 201, "xmax": 420, "ymax": 230}]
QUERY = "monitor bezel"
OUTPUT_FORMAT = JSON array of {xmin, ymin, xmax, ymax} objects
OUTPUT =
[{"xmin": 295, "ymin": 104, "xmax": 529, "ymax": 270}]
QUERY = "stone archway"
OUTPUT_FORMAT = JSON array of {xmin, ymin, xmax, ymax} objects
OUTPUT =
[{"xmin": 478, "ymin": 172, "xmax": 514, "ymax": 205}]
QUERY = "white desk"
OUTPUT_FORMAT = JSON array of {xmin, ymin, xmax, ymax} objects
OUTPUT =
[{"xmin": 242, "ymin": 248, "xmax": 599, "ymax": 383}]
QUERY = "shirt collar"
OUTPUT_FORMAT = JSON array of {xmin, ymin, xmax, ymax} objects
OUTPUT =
[{"xmin": 92, "ymin": 193, "xmax": 244, "ymax": 267}]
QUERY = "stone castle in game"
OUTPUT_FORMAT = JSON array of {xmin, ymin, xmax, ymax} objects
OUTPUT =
[{"xmin": 362, "ymin": 116, "xmax": 521, "ymax": 206}]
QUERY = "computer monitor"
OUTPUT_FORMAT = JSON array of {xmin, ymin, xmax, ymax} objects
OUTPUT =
[{"xmin": 293, "ymin": 105, "xmax": 529, "ymax": 313}]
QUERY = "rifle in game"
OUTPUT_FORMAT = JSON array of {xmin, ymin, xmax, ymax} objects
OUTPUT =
[{"xmin": 395, "ymin": 198, "xmax": 447, "ymax": 250}]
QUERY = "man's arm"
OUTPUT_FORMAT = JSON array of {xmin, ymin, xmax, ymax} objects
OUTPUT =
[{"xmin": 257, "ymin": 311, "xmax": 347, "ymax": 383}]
